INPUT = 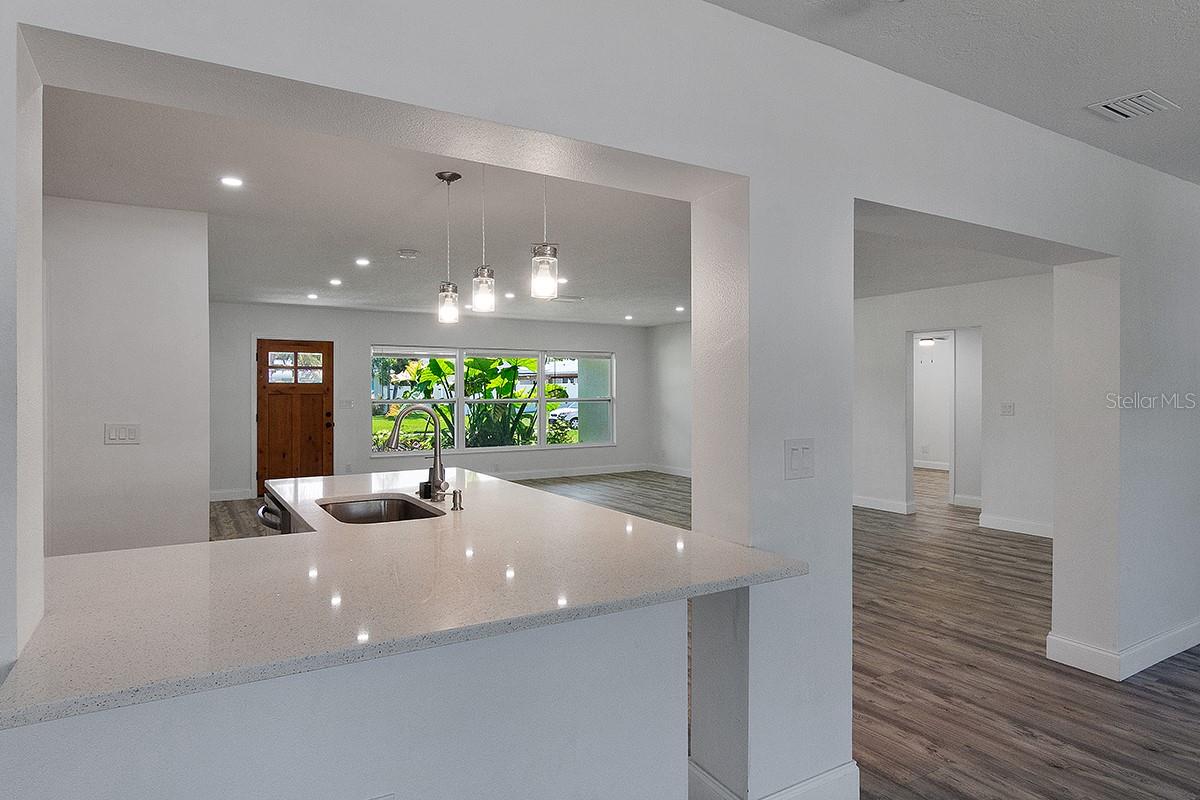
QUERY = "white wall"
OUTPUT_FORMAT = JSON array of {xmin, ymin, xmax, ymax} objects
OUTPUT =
[
  {"xmin": 912, "ymin": 334, "xmax": 953, "ymax": 470},
  {"xmin": 647, "ymin": 322, "xmax": 691, "ymax": 475},
  {"xmin": 5, "ymin": 0, "xmax": 1200, "ymax": 792},
  {"xmin": 0, "ymin": 600, "xmax": 687, "ymax": 800},
  {"xmin": 953, "ymin": 327, "xmax": 983, "ymax": 505},
  {"xmin": 43, "ymin": 198, "xmax": 209, "ymax": 555},
  {"xmin": 855, "ymin": 275, "xmax": 1053, "ymax": 536},
  {"xmin": 210, "ymin": 301, "xmax": 657, "ymax": 496},
  {"xmin": 1048, "ymin": 260, "xmax": 1124, "ymax": 674}
]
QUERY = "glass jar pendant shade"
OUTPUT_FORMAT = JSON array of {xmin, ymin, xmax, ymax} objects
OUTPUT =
[
  {"xmin": 530, "ymin": 244, "xmax": 559, "ymax": 299},
  {"xmin": 438, "ymin": 281, "xmax": 460, "ymax": 323},
  {"xmin": 472, "ymin": 266, "xmax": 496, "ymax": 312},
  {"xmin": 472, "ymin": 165, "xmax": 496, "ymax": 312},
  {"xmin": 531, "ymin": 175, "xmax": 559, "ymax": 299},
  {"xmin": 435, "ymin": 170, "xmax": 462, "ymax": 324}
]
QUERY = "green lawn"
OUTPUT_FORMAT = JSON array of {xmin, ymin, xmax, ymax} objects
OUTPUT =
[{"xmin": 372, "ymin": 416, "xmax": 581, "ymax": 445}]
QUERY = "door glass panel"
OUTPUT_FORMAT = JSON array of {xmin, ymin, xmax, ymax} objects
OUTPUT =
[
  {"xmin": 297, "ymin": 352, "xmax": 324, "ymax": 367},
  {"xmin": 268, "ymin": 352, "xmax": 295, "ymax": 367},
  {"xmin": 298, "ymin": 368, "xmax": 323, "ymax": 384},
  {"xmin": 268, "ymin": 368, "xmax": 295, "ymax": 383}
]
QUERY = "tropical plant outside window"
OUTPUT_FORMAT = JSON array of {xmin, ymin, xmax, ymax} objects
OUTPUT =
[{"xmin": 370, "ymin": 347, "xmax": 613, "ymax": 452}]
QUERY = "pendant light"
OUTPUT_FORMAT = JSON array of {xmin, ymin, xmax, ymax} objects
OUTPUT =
[
  {"xmin": 436, "ymin": 171, "xmax": 461, "ymax": 324},
  {"xmin": 531, "ymin": 175, "xmax": 559, "ymax": 300},
  {"xmin": 472, "ymin": 165, "xmax": 496, "ymax": 312}
]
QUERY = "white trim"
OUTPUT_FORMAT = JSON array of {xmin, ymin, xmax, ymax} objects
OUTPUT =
[
  {"xmin": 492, "ymin": 463, "xmax": 661, "ymax": 481},
  {"xmin": 647, "ymin": 463, "xmax": 692, "ymax": 478},
  {"xmin": 1048, "ymin": 616, "xmax": 1200, "ymax": 681},
  {"xmin": 759, "ymin": 761, "xmax": 859, "ymax": 799},
  {"xmin": 688, "ymin": 760, "xmax": 740, "ymax": 800},
  {"xmin": 211, "ymin": 488, "xmax": 257, "ymax": 501},
  {"xmin": 913, "ymin": 460, "xmax": 950, "ymax": 471},
  {"xmin": 687, "ymin": 760, "xmax": 859, "ymax": 800},
  {"xmin": 951, "ymin": 494, "xmax": 982, "ymax": 508},
  {"xmin": 853, "ymin": 495, "xmax": 915, "ymax": 515},
  {"xmin": 978, "ymin": 513, "xmax": 1052, "ymax": 538},
  {"xmin": 369, "ymin": 441, "xmax": 617, "ymax": 459}
]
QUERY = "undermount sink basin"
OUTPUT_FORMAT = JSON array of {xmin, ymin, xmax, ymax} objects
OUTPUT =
[{"xmin": 318, "ymin": 494, "xmax": 445, "ymax": 524}]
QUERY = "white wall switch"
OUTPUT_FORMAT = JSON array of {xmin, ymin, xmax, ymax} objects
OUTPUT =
[
  {"xmin": 784, "ymin": 437, "xmax": 815, "ymax": 480},
  {"xmin": 999, "ymin": 401, "xmax": 1016, "ymax": 417},
  {"xmin": 339, "ymin": 399, "xmax": 356, "ymax": 410},
  {"xmin": 103, "ymin": 423, "xmax": 141, "ymax": 444}
]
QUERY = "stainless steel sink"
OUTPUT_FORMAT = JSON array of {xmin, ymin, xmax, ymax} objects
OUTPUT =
[{"xmin": 318, "ymin": 494, "xmax": 445, "ymax": 524}]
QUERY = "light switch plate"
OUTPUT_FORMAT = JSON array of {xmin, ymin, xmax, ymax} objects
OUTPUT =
[
  {"xmin": 103, "ymin": 423, "xmax": 141, "ymax": 444},
  {"xmin": 784, "ymin": 437, "xmax": 815, "ymax": 480},
  {"xmin": 999, "ymin": 401, "xmax": 1016, "ymax": 417}
]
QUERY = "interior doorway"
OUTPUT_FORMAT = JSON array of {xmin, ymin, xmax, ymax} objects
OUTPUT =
[
  {"xmin": 256, "ymin": 338, "xmax": 334, "ymax": 495},
  {"xmin": 908, "ymin": 328, "xmax": 982, "ymax": 510}
]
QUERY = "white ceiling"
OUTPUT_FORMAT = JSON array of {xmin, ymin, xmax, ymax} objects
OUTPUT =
[
  {"xmin": 854, "ymin": 200, "xmax": 1107, "ymax": 298},
  {"xmin": 706, "ymin": 0, "xmax": 1200, "ymax": 184},
  {"xmin": 42, "ymin": 88, "xmax": 692, "ymax": 327}
]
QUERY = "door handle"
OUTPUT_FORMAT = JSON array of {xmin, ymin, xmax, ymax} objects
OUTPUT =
[{"xmin": 325, "ymin": 421, "xmax": 334, "ymax": 428}]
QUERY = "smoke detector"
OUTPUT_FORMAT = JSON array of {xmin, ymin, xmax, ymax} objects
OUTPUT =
[{"xmin": 1087, "ymin": 90, "xmax": 1180, "ymax": 122}]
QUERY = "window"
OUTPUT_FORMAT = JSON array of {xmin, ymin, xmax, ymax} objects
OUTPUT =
[
  {"xmin": 370, "ymin": 351, "xmax": 456, "ymax": 452},
  {"xmin": 370, "ymin": 347, "xmax": 614, "ymax": 453},
  {"xmin": 268, "ymin": 350, "xmax": 325, "ymax": 384}
]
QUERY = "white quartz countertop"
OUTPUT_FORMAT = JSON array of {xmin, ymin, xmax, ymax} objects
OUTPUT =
[{"xmin": 0, "ymin": 469, "xmax": 805, "ymax": 729}]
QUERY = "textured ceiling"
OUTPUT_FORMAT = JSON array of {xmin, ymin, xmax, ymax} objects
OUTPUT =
[
  {"xmin": 705, "ymin": 0, "xmax": 1200, "ymax": 184},
  {"xmin": 854, "ymin": 200, "xmax": 1107, "ymax": 298},
  {"xmin": 42, "ymin": 88, "xmax": 692, "ymax": 327}
]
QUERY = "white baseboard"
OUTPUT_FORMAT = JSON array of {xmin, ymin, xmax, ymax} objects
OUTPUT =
[
  {"xmin": 978, "ymin": 513, "xmax": 1052, "ymax": 538},
  {"xmin": 913, "ymin": 460, "xmax": 950, "ymax": 471},
  {"xmin": 1048, "ymin": 616, "xmax": 1200, "ymax": 681},
  {"xmin": 211, "ymin": 488, "xmax": 257, "ymax": 501},
  {"xmin": 688, "ymin": 760, "xmax": 859, "ymax": 800},
  {"xmin": 853, "ymin": 495, "xmax": 915, "ymax": 515},
  {"xmin": 646, "ymin": 463, "xmax": 693, "ymax": 478},
  {"xmin": 952, "ymin": 494, "xmax": 982, "ymax": 509},
  {"xmin": 495, "ymin": 463, "xmax": 664, "ymax": 481}
]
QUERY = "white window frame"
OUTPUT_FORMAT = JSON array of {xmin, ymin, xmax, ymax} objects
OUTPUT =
[{"xmin": 370, "ymin": 345, "xmax": 615, "ymax": 457}]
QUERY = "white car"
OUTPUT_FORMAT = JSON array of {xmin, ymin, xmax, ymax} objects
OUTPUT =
[{"xmin": 548, "ymin": 403, "xmax": 579, "ymax": 429}]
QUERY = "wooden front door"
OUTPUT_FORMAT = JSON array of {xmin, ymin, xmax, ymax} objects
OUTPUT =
[{"xmin": 256, "ymin": 339, "xmax": 334, "ymax": 495}]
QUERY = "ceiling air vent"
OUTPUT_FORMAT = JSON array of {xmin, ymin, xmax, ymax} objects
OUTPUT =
[
  {"xmin": 1087, "ymin": 90, "xmax": 1180, "ymax": 121},
  {"xmin": 550, "ymin": 294, "xmax": 585, "ymax": 303}
]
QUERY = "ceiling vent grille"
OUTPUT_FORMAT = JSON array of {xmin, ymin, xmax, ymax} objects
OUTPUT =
[{"xmin": 1087, "ymin": 90, "xmax": 1180, "ymax": 121}]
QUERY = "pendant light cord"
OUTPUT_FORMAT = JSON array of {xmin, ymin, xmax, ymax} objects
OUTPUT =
[
  {"xmin": 445, "ymin": 179, "xmax": 451, "ymax": 282},
  {"xmin": 481, "ymin": 165, "xmax": 487, "ymax": 265},
  {"xmin": 542, "ymin": 175, "xmax": 548, "ymax": 242}
]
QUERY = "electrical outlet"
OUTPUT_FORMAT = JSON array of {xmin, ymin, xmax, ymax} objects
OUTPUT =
[
  {"xmin": 784, "ymin": 438, "xmax": 815, "ymax": 480},
  {"xmin": 103, "ymin": 423, "xmax": 141, "ymax": 444},
  {"xmin": 999, "ymin": 401, "xmax": 1016, "ymax": 417},
  {"xmin": 920, "ymin": 444, "xmax": 930, "ymax": 456}
]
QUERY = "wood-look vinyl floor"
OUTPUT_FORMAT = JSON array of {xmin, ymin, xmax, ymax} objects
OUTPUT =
[
  {"xmin": 209, "ymin": 498, "xmax": 272, "ymax": 540},
  {"xmin": 525, "ymin": 468, "xmax": 1200, "ymax": 800},
  {"xmin": 855, "ymin": 469, "xmax": 1200, "ymax": 800}
]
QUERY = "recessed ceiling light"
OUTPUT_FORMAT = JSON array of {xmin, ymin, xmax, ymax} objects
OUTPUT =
[
  {"xmin": 329, "ymin": 278, "xmax": 342, "ymax": 286},
  {"xmin": 557, "ymin": 277, "xmax": 568, "ymax": 284},
  {"xmin": 675, "ymin": 306, "xmax": 685, "ymax": 312},
  {"xmin": 464, "ymin": 304, "xmax": 473, "ymax": 310},
  {"xmin": 396, "ymin": 248, "xmax": 420, "ymax": 259},
  {"xmin": 307, "ymin": 293, "xmax": 318, "ymax": 300},
  {"xmin": 355, "ymin": 258, "xmax": 370, "ymax": 267},
  {"xmin": 356, "ymin": 630, "xmax": 369, "ymax": 644},
  {"xmin": 504, "ymin": 292, "xmax": 516, "ymax": 299},
  {"xmin": 624, "ymin": 315, "xmax": 633, "ymax": 321},
  {"xmin": 219, "ymin": 176, "xmax": 243, "ymax": 188}
]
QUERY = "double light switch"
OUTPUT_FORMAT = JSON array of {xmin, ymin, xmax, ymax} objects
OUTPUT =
[{"xmin": 784, "ymin": 438, "xmax": 815, "ymax": 480}]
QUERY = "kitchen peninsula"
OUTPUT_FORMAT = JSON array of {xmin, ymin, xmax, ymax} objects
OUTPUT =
[{"xmin": 0, "ymin": 468, "xmax": 805, "ymax": 799}]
